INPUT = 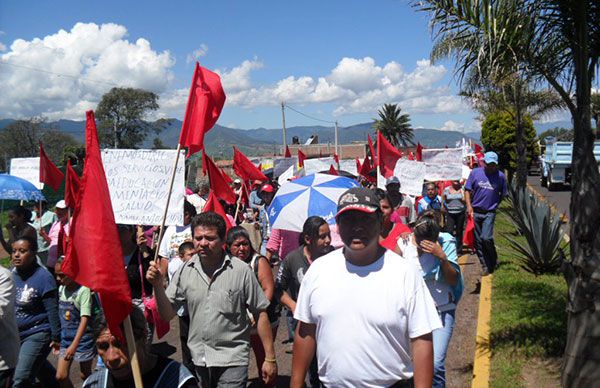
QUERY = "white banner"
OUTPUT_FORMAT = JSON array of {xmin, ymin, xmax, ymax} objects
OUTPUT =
[
  {"xmin": 10, "ymin": 157, "xmax": 43, "ymax": 189},
  {"xmin": 392, "ymin": 159, "xmax": 426, "ymax": 196},
  {"xmin": 304, "ymin": 157, "xmax": 335, "ymax": 175},
  {"xmin": 424, "ymin": 162, "xmax": 463, "ymax": 181},
  {"xmin": 102, "ymin": 149, "xmax": 185, "ymax": 226},
  {"xmin": 277, "ymin": 164, "xmax": 295, "ymax": 186},
  {"xmin": 338, "ymin": 159, "xmax": 358, "ymax": 176},
  {"xmin": 273, "ymin": 157, "xmax": 297, "ymax": 178},
  {"xmin": 421, "ymin": 147, "xmax": 463, "ymax": 165}
]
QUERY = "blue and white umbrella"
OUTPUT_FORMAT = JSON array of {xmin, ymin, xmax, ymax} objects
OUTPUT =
[
  {"xmin": 268, "ymin": 173, "xmax": 359, "ymax": 232},
  {"xmin": 0, "ymin": 174, "xmax": 46, "ymax": 201}
]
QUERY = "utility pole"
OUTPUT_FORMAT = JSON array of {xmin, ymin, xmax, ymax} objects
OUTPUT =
[
  {"xmin": 334, "ymin": 121, "xmax": 339, "ymax": 158},
  {"xmin": 281, "ymin": 102, "xmax": 287, "ymax": 154}
]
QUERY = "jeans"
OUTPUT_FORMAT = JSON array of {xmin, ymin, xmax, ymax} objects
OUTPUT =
[
  {"xmin": 13, "ymin": 330, "xmax": 58, "ymax": 388},
  {"xmin": 195, "ymin": 365, "xmax": 248, "ymax": 388},
  {"xmin": 473, "ymin": 211, "xmax": 498, "ymax": 273},
  {"xmin": 445, "ymin": 211, "xmax": 466, "ymax": 252},
  {"xmin": 432, "ymin": 310, "xmax": 456, "ymax": 388}
]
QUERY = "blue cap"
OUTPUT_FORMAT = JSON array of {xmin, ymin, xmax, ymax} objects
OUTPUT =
[{"xmin": 483, "ymin": 151, "xmax": 498, "ymax": 165}]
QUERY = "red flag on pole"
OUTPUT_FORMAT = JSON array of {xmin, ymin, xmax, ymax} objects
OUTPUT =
[
  {"xmin": 239, "ymin": 182, "xmax": 249, "ymax": 206},
  {"xmin": 474, "ymin": 143, "xmax": 483, "ymax": 154},
  {"xmin": 179, "ymin": 62, "xmax": 226, "ymax": 157},
  {"xmin": 284, "ymin": 145, "xmax": 291, "ymax": 158},
  {"xmin": 202, "ymin": 151, "xmax": 236, "ymax": 204},
  {"xmin": 367, "ymin": 134, "xmax": 377, "ymax": 165},
  {"xmin": 328, "ymin": 164, "xmax": 338, "ymax": 176},
  {"xmin": 356, "ymin": 157, "xmax": 362, "ymax": 173},
  {"xmin": 408, "ymin": 151, "xmax": 415, "ymax": 161},
  {"xmin": 298, "ymin": 149, "xmax": 306, "ymax": 168},
  {"xmin": 62, "ymin": 111, "xmax": 132, "ymax": 340},
  {"xmin": 203, "ymin": 191, "xmax": 233, "ymax": 231},
  {"xmin": 220, "ymin": 167, "xmax": 233, "ymax": 184},
  {"xmin": 377, "ymin": 131, "xmax": 402, "ymax": 178},
  {"xmin": 333, "ymin": 153, "xmax": 339, "ymax": 165},
  {"xmin": 233, "ymin": 147, "xmax": 268, "ymax": 181},
  {"xmin": 359, "ymin": 157, "xmax": 375, "ymax": 183},
  {"xmin": 64, "ymin": 160, "xmax": 81, "ymax": 208},
  {"xmin": 416, "ymin": 143, "xmax": 423, "ymax": 161},
  {"xmin": 39, "ymin": 143, "xmax": 64, "ymax": 192}
]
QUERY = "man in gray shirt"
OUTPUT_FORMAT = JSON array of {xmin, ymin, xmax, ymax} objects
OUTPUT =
[{"xmin": 148, "ymin": 212, "xmax": 277, "ymax": 387}]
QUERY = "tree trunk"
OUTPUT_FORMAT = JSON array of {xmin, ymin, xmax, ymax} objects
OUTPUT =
[
  {"xmin": 561, "ymin": 3, "xmax": 600, "ymax": 386},
  {"xmin": 515, "ymin": 84, "xmax": 528, "ymax": 189}
]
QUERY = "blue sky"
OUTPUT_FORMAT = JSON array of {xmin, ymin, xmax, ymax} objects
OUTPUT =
[{"xmin": 1, "ymin": 0, "xmax": 559, "ymax": 133}]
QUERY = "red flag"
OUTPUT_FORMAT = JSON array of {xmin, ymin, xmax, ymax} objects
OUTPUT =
[
  {"xmin": 408, "ymin": 151, "xmax": 415, "ymax": 161},
  {"xmin": 359, "ymin": 157, "xmax": 376, "ymax": 183},
  {"xmin": 377, "ymin": 131, "xmax": 402, "ymax": 178},
  {"xmin": 298, "ymin": 149, "xmax": 307, "ymax": 168},
  {"xmin": 333, "ymin": 153, "xmax": 339, "ymax": 165},
  {"xmin": 356, "ymin": 157, "xmax": 362, "ymax": 173},
  {"xmin": 203, "ymin": 191, "xmax": 233, "ymax": 231},
  {"xmin": 474, "ymin": 143, "xmax": 483, "ymax": 154},
  {"xmin": 367, "ymin": 134, "xmax": 377, "ymax": 165},
  {"xmin": 179, "ymin": 62, "xmax": 226, "ymax": 157},
  {"xmin": 62, "ymin": 111, "xmax": 131, "ymax": 340},
  {"xmin": 220, "ymin": 167, "xmax": 233, "ymax": 184},
  {"xmin": 284, "ymin": 145, "xmax": 291, "ymax": 158},
  {"xmin": 328, "ymin": 164, "xmax": 338, "ymax": 176},
  {"xmin": 233, "ymin": 147, "xmax": 268, "ymax": 182},
  {"xmin": 202, "ymin": 151, "xmax": 236, "ymax": 204},
  {"xmin": 239, "ymin": 182, "xmax": 249, "ymax": 206},
  {"xmin": 416, "ymin": 143, "xmax": 423, "ymax": 161},
  {"xmin": 39, "ymin": 143, "xmax": 64, "ymax": 192},
  {"xmin": 64, "ymin": 160, "xmax": 81, "ymax": 208}
]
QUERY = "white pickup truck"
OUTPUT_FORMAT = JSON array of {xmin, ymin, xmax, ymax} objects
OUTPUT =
[{"xmin": 540, "ymin": 138, "xmax": 600, "ymax": 190}]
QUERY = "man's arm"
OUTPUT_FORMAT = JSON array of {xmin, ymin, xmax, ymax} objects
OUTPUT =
[
  {"xmin": 256, "ymin": 311, "xmax": 277, "ymax": 385},
  {"xmin": 464, "ymin": 190, "xmax": 473, "ymax": 217},
  {"xmin": 291, "ymin": 321, "xmax": 317, "ymax": 388},
  {"xmin": 146, "ymin": 260, "xmax": 176, "ymax": 321},
  {"xmin": 411, "ymin": 333, "xmax": 434, "ymax": 388}
]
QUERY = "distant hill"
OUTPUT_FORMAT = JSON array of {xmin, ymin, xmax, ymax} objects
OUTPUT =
[{"xmin": 0, "ymin": 118, "xmax": 478, "ymax": 157}]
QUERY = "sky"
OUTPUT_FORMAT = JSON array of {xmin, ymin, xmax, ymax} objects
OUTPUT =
[{"xmin": 0, "ymin": 0, "xmax": 568, "ymax": 133}]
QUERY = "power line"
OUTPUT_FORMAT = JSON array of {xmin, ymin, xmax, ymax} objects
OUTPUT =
[
  {"xmin": 0, "ymin": 61, "xmax": 119, "ymax": 87},
  {"xmin": 284, "ymin": 103, "xmax": 336, "ymax": 125}
]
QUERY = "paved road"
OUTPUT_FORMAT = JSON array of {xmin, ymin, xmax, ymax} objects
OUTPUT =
[{"xmin": 526, "ymin": 175, "xmax": 572, "ymax": 219}]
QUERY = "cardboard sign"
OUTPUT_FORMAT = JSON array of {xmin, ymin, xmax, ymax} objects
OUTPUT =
[
  {"xmin": 392, "ymin": 159, "xmax": 426, "ymax": 196},
  {"xmin": 338, "ymin": 159, "xmax": 358, "ymax": 176},
  {"xmin": 421, "ymin": 147, "xmax": 463, "ymax": 165},
  {"xmin": 102, "ymin": 149, "xmax": 185, "ymax": 226},
  {"xmin": 304, "ymin": 157, "xmax": 335, "ymax": 175},
  {"xmin": 424, "ymin": 162, "xmax": 463, "ymax": 181},
  {"xmin": 10, "ymin": 157, "xmax": 43, "ymax": 189}
]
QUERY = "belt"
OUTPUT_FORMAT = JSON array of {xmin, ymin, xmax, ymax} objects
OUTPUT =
[
  {"xmin": 473, "ymin": 208, "xmax": 496, "ymax": 214},
  {"xmin": 389, "ymin": 378, "xmax": 414, "ymax": 388}
]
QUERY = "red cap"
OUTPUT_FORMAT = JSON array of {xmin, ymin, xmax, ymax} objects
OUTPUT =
[{"xmin": 260, "ymin": 184, "xmax": 274, "ymax": 193}]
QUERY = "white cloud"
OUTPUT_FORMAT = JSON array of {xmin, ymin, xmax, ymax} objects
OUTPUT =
[
  {"xmin": 0, "ymin": 42, "xmax": 6, "ymax": 52},
  {"xmin": 0, "ymin": 22, "xmax": 175, "ymax": 120},
  {"xmin": 219, "ymin": 56, "xmax": 468, "ymax": 118},
  {"xmin": 186, "ymin": 43, "xmax": 208, "ymax": 64},
  {"xmin": 440, "ymin": 120, "xmax": 465, "ymax": 132}
]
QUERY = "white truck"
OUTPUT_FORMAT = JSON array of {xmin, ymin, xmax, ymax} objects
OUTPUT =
[{"xmin": 540, "ymin": 138, "xmax": 600, "ymax": 190}]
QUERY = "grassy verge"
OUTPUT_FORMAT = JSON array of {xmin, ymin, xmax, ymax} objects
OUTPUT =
[{"xmin": 489, "ymin": 202, "xmax": 567, "ymax": 387}]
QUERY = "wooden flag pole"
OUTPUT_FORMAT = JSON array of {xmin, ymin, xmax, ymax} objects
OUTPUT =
[
  {"xmin": 152, "ymin": 144, "xmax": 183, "ymax": 265},
  {"xmin": 233, "ymin": 183, "xmax": 244, "ymax": 222},
  {"xmin": 123, "ymin": 315, "xmax": 144, "ymax": 388}
]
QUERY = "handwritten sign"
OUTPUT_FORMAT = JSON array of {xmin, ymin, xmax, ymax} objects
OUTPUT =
[
  {"xmin": 338, "ymin": 159, "xmax": 358, "ymax": 176},
  {"xmin": 102, "ymin": 149, "xmax": 185, "ymax": 226},
  {"xmin": 304, "ymin": 157, "xmax": 335, "ymax": 175},
  {"xmin": 424, "ymin": 162, "xmax": 463, "ymax": 181},
  {"xmin": 10, "ymin": 157, "xmax": 43, "ymax": 189},
  {"xmin": 421, "ymin": 147, "xmax": 463, "ymax": 165},
  {"xmin": 393, "ymin": 159, "xmax": 426, "ymax": 196}
]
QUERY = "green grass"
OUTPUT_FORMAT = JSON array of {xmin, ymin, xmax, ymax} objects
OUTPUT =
[{"xmin": 490, "ymin": 202, "xmax": 568, "ymax": 388}]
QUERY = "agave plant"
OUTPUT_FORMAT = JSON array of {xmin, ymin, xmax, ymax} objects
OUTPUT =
[{"xmin": 504, "ymin": 181, "xmax": 566, "ymax": 275}]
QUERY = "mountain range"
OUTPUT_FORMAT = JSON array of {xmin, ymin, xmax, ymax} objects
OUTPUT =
[{"xmin": 0, "ymin": 118, "xmax": 481, "ymax": 158}]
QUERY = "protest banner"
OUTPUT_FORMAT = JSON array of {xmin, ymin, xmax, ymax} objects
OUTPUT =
[
  {"xmin": 278, "ymin": 164, "xmax": 295, "ymax": 186},
  {"xmin": 10, "ymin": 157, "xmax": 44, "ymax": 189},
  {"xmin": 101, "ymin": 149, "xmax": 185, "ymax": 226},
  {"xmin": 421, "ymin": 147, "xmax": 463, "ymax": 165},
  {"xmin": 273, "ymin": 157, "xmax": 297, "ymax": 178},
  {"xmin": 424, "ymin": 162, "xmax": 463, "ymax": 181},
  {"xmin": 304, "ymin": 157, "xmax": 335, "ymax": 175},
  {"xmin": 338, "ymin": 159, "xmax": 358, "ymax": 176},
  {"xmin": 391, "ymin": 159, "xmax": 426, "ymax": 196}
]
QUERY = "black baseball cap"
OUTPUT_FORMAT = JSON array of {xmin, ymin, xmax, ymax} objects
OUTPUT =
[{"xmin": 336, "ymin": 187, "xmax": 380, "ymax": 217}]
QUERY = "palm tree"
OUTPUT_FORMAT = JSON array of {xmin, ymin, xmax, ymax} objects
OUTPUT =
[
  {"xmin": 414, "ymin": 1, "xmax": 600, "ymax": 385},
  {"xmin": 373, "ymin": 103, "xmax": 414, "ymax": 147}
]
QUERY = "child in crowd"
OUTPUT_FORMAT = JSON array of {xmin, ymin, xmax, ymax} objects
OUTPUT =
[
  {"xmin": 177, "ymin": 242, "xmax": 195, "ymax": 373},
  {"xmin": 54, "ymin": 257, "xmax": 96, "ymax": 388}
]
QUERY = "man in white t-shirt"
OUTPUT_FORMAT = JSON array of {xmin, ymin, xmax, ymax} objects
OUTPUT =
[
  {"xmin": 158, "ymin": 201, "xmax": 197, "ymax": 281},
  {"xmin": 291, "ymin": 187, "xmax": 441, "ymax": 388}
]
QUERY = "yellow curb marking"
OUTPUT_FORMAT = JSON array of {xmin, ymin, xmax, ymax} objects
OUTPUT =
[{"xmin": 472, "ymin": 273, "xmax": 493, "ymax": 388}]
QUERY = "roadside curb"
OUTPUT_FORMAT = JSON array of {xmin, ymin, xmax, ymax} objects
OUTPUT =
[{"xmin": 472, "ymin": 272, "xmax": 493, "ymax": 388}]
